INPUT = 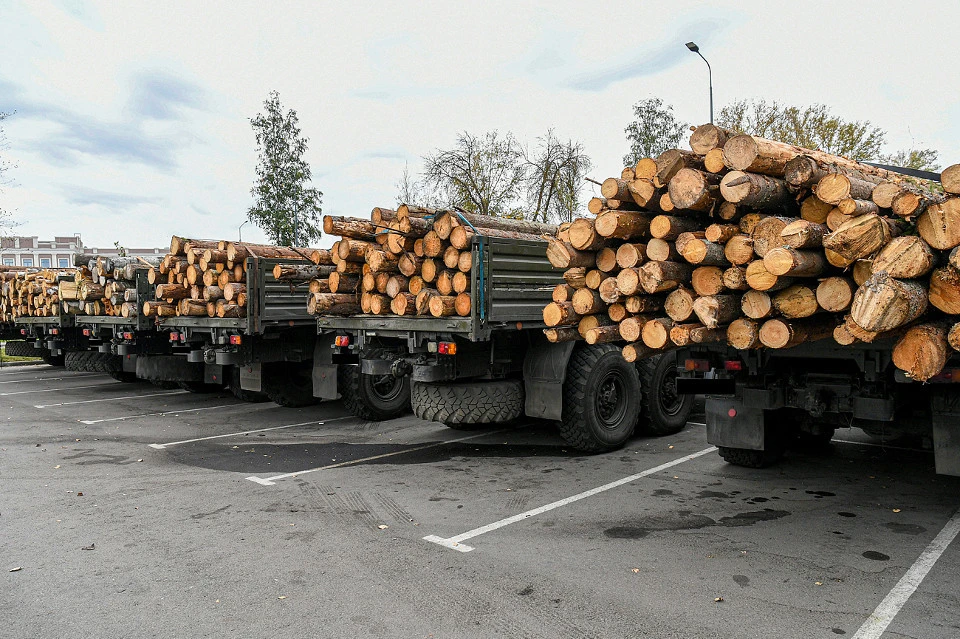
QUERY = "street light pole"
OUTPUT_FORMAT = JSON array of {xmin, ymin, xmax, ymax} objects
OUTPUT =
[
  {"xmin": 685, "ymin": 42, "xmax": 713, "ymax": 124},
  {"xmin": 238, "ymin": 220, "xmax": 249, "ymax": 242}
]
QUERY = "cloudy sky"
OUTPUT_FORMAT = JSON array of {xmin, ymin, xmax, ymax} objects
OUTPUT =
[{"xmin": 2, "ymin": 0, "xmax": 958, "ymax": 250}]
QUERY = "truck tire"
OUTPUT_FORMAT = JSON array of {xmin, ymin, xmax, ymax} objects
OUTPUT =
[
  {"xmin": 42, "ymin": 351, "xmax": 65, "ymax": 367},
  {"xmin": 559, "ymin": 344, "xmax": 642, "ymax": 452},
  {"xmin": 717, "ymin": 446, "xmax": 783, "ymax": 468},
  {"xmin": 178, "ymin": 381, "xmax": 223, "ymax": 393},
  {"xmin": 227, "ymin": 367, "xmax": 269, "ymax": 403},
  {"xmin": 637, "ymin": 353, "xmax": 694, "ymax": 436},
  {"xmin": 262, "ymin": 362, "xmax": 318, "ymax": 408},
  {"xmin": 338, "ymin": 352, "xmax": 411, "ymax": 420},
  {"xmin": 4, "ymin": 341, "xmax": 37, "ymax": 358},
  {"xmin": 411, "ymin": 379, "xmax": 523, "ymax": 426},
  {"xmin": 65, "ymin": 350, "xmax": 93, "ymax": 371}
]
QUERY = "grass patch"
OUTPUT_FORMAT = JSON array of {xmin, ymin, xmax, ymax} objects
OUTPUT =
[{"xmin": 0, "ymin": 341, "xmax": 42, "ymax": 364}]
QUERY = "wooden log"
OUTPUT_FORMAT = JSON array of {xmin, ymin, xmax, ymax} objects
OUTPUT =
[
  {"xmin": 751, "ymin": 216, "xmax": 795, "ymax": 257},
  {"xmin": 398, "ymin": 253, "xmax": 424, "ymax": 277},
  {"xmin": 323, "ymin": 215, "xmax": 378, "ymax": 240},
  {"xmin": 568, "ymin": 218, "xmax": 606, "ymax": 251},
  {"xmin": 544, "ymin": 327, "xmax": 582, "ymax": 343},
  {"xmin": 814, "ymin": 173, "xmax": 876, "ymax": 205},
  {"xmin": 949, "ymin": 322, "xmax": 960, "ymax": 351},
  {"xmin": 223, "ymin": 283, "xmax": 246, "ymax": 302},
  {"xmin": 424, "ymin": 294, "xmax": 455, "ymax": 317},
  {"xmin": 627, "ymin": 178, "xmax": 658, "ymax": 207},
  {"xmin": 170, "ymin": 236, "xmax": 218, "ymax": 255},
  {"xmin": 439, "ymin": 211, "xmax": 557, "ymax": 237},
  {"xmin": 585, "ymin": 325, "xmax": 623, "ymax": 345},
  {"xmin": 422, "ymin": 231, "xmax": 445, "ymax": 257},
  {"xmin": 449, "ymin": 225, "xmax": 542, "ymax": 249},
  {"xmin": 546, "ymin": 239, "xmax": 595, "ymax": 269},
  {"xmin": 646, "ymin": 239, "xmax": 681, "ymax": 262},
  {"xmin": 634, "ymin": 157, "xmax": 658, "ymax": 179},
  {"xmin": 721, "ymin": 266, "xmax": 749, "ymax": 291},
  {"xmin": 563, "ymin": 267, "xmax": 587, "ymax": 289},
  {"xmin": 601, "ymin": 177, "xmax": 633, "ymax": 202},
  {"xmin": 595, "ymin": 247, "xmax": 619, "ymax": 273},
  {"xmin": 800, "ymin": 195, "xmax": 833, "ymax": 224},
  {"xmin": 680, "ymin": 238, "xmax": 729, "ymax": 267},
  {"xmin": 329, "ymin": 272, "xmax": 360, "ymax": 293},
  {"xmin": 226, "ymin": 243, "xmax": 312, "ymax": 263},
  {"xmin": 639, "ymin": 261, "xmax": 693, "ymax": 294},
  {"xmin": 727, "ymin": 318, "xmax": 761, "ymax": 349},
  {"xmin": 178, "ymin": 298, "xmax": 208, "ymax": 316},
  {"xmin": 690, "ymin": 124, "xmax": 736, "ymax": 155},
  {"xmin": 650, "ymin": 215, "xmax": 703, "ymax": 240},
  {"xmin": 607, "ymin": 304, "xmax": 628, "ymax": 323},
  {"xmin": 366, "ymin": 248, "xmax": 400, "ymax": 274},
  {"xmin": 659, "ymin": 192, "xmax": 675, "ymax": 212},
  {"xmin": 940, "ymin": 165, "xmax": 960, "ymax": 195},
  {"xmin": 772, "ymin": 284, "xmax": 819, "ymax": 319},
  {"xmin": 335, "ymin": 260, "xmax": 365, "ymax": 274},
  {"xmin": 780, "ymin": 219, "xmax": 828, "ymax": 249},
  {"xmin": 891, "ymin": 322, "xmax": 950, "ymax": 381},
  {"xmin": 389, "ymin": 292, "xmax": 416, "ymax": 316},
  {"xmin": 572, "ymin": 288, "xmax": 606, "ymax": 315},
  {"xmin": 272, "ymin": 263, "xmax": 335, "ymax": 281},
  {"xmin": 413, "ymin": 289, "xmax": 435, "ymax": 315},
  {"xmin": 440, "ymin": 246, "xmax": 459, "ymax": 270},
  {"xmin": 816, "ymin": 277, "xmax": 856, "ymax": 312},
  {"xmin": 692, "ymin": 295, "xmax": 740, "ymax": 329},
  {"xmin": 822, "ymin": 214, "xmax": 896, "ymax": 267},
  {"xmin": 690, "ymin": 266, "xmax": 725, "ymax": 297},
  {"xmin": 763, "ymin": 247, "xmax": 828, "ymax": 277},
  {"xmin": 385, "ymin": 275, "xmax": 409, "ymax": 298},
  {"xmin": 850, "ymin": 272, "xmax": 928, "ymax": 332},
  {"xmin": 618, "ymin": 315, "xmax": 649, "ymax": 343},
  {"xmin": 667, "ymin": 168, "xmax": 719, "ymax": 212},
  {"xmin": 368, "ymin": 293, "xmax": 391, "ymax": 315},
  {"xmin": 738, "ymin": 213, "xmax": 768, "ymax": 235},
  {"xmin": 598, "ymin": 277, "xmax": 621, "ymax": 304},
  {"xmin": 654, "ymin": 149, "xmax": 704, "ymax": 187},
  {"xmin": 577, "ymin": 314, "xmax": 615, "ymax": 338},
  {"xmin": 871, "ymin": 236, "xmax": 936, "ymax": 279},
  {"xmin": 553, "ymin": 284, "xmax": 576, "ymax": 303},
  {"xmin": 664, "ymin": 288, "xmax": 697, "ymax": 322},
  {"xmin": 825, "ymin": 208, "xmax": 847, "ymax": 232},
  {"xmin": 155, "ymin": 283, "xmax": 188, "ymax": 300},
  {"xmin": 594, "ymin": 210, "xmax": 651, "ymax": 240},
  {"xmin": 307, "ymin": 293, "xmax": 360, "ymax": 315},
  {"xmin": 720, "ymin": 171, "xmax": 792, "ymax": 209},
  {"xmin": 744, "ymin": 260, "xmax": 795, "ymax": 292},
  {"xmin": 309, "ymin": 249, "xmax": 335, "ymax": 265},
  {"xmin": 371, "ymin": 207, "xmax": 397, "ymax": 226},
  {"xmin": 543, "ymin": 301, "xmax": 580, "ymax": 327},
  {"xmin": 870, "ymin": 182, "xmax": 901, "ymax": 209},
  {"xmin": 413, "ymin": 239, "xmax": 425, "ymax": 257},
  {"xmin": 397, "ymin": 204, "xmax": 436, "ymax": 221},
  {"xmin": 741, "ymin": 289, "xmax": 774, "ymax": 319},
  {"xmin": 723, "ymin": 235, "xmax": 755, "ymax": 266},
  {"xmin": 336, "ymin": 239, "xmax": 373, "ymax": 262},
  {"xmin": 410, "ymin": 274, "xmax": 427, "ymax": 295},
  {"xmin": 705, "ymin": 224, "xmax": 740, "ymax": 244},
  {"xmin": 615, "ymin": 242, "xmax": 647, "ymax": 269},
  {"xmin": 759, "ymin": 316, "xmax": 837, "ymax": 349},
  {"xmin": 641, "ymin": 317, "xmax": 674, "ymax": 349},
  {"xmin": 585, "ymin": 269, "xmax": 605, "ymax": 290},
  {"xmin": 386, "ymin": 226, "xmax": 416, "ymax": 254},
  {"xmin": 616, "ymin": 268, "xmax": 643, "ymax": 296},
  {"xmin": 625, "ymin": 295, "xmax": 664, "ymax": 314},
  {"xmin": 928, "ymin": 267, "xmax": 960, "ymax": 314},
  {"xmin": 892, "ymin": 188, "xmax": 945, "ymax": 219},
  {"xmin": 917, "ymin": 198, "xmax": 960, "ymax": 250},
  {"xmin": 436, "ymin": 270, "xmax": 456, "ymax": 296},
  {"xmin": 621, "ymin": 343, "xmax": 662, "ymax": 362},
  {"xmin": 837, "ymin": 198, "xmax": 879, "ymax": 217}
]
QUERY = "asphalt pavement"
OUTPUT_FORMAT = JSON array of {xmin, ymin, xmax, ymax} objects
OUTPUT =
[{"xmin": 2, "ymin": 365, "xmax": 958, "ymax": 639}]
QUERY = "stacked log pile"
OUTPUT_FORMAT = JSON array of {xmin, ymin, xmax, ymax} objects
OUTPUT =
[
  {"xmin": 140, "ymin": 236, "xmax": 318, "ymax": 319},
  {"xmin": 1, "ymin": 268, "xmax": 75, "ymax": 319},
  {"xmin": 308, "ymin": 206, "xmax": 556, "ymax": 317},
  {"xmin": 542, "ymin": 126, "xmax": 960, "ymax": 381},
  {"xmin": 58, "ymin": 255, "xmax": 161, "ymax": 317}
]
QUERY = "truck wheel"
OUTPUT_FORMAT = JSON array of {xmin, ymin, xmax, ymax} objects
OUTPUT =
[
  {"xmin": 109, "ymin": 370, "xmax": 139, "ymax": 383},
  {"xmin": 178, "ymin": 381, "xmax": 223, "ymax": 393},
  {"xmin": 65, "ymin": 350, "xmax": 92, "ymax": 371},
  {"xmin": 559, "ymin": 344, "xmax": 642, "ymax": 452},
  {"xmin": 411, "ymin": 379, "xmax": 523, "ymax": 426},
  {"xmin": 338, "ymin": 364, "xmax": 410, "ymax": 421},
  {"xmin": 717, "ymin": 446, "xmax": 784, "ymax": 468},
  {"xmin": 227, "ymin": 367, "xmax": 269, "ymax": 403},
  {"xmin": 4, "ymin": 341, "xmax": 38, "ymax": 357},
  {"xmin": 262, "ymin": 362, "xmax": 318, "ymax": 408},
  {"xmin": 637, "ymin": 353, "xmax": 694, "ymax": 436},
  {"xmin": 42, "ymin": 352, "xmax": 65, "ymax": 367}
]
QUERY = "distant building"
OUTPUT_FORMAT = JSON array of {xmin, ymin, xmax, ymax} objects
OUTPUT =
[{"xmin": 0, "ymin": 235, "xmax": 166, "ymax": 268}]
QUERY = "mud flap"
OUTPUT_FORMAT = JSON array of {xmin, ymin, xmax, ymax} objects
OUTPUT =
[
  {"xmin": 931, "ymin": 392, "xmax": 960, "ymax": 476},
  {"xmin": 522, "ymin": 339, "xmax": 575, "ymax": 421},
  {"xmin": 705, "ymin": 388, "xmax": 783, "ymax": 451},
  {"xmin": 239, "ymin": 363, "xmax": 262, "ymax": 392}
]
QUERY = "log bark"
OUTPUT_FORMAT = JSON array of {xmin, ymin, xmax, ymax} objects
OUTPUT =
[
  {"xmin": 762, "ymin": 247, "xmax": 828, "ymax": 277},
  {"xmin": 624, "ymin": 295, "xmax": 665, "ymax": 314},
  {"xmin": 308, "ymin": 293, "xmax": 361, "ymax": 315},
  {"xmin": 680, "ymin": 238, "xmax": 729, "ymax": 267},
  {"xmin": 337, "ymin": 239, "xmax": 373, "ymax": 262},
  {"xmin": 227, "ymin": 243, "xmax": 313, "ymax": 262},
  {"xmin": 690, "ymin": 266, "xmax": 726, "ymax": 297},
  {"xmin": 223, "ymin": 283, "xmax": 246, "ymax": 302},
  {"xmin": 655, "ymin": 149, "xmax": 704, "ymax": 187},
  {"xmin": 397, "ymin": 204, "xmax": 436, "ymax": 220},
  {"xmin": 837, "ymin": 199, "xmax": 879, "ymax": 217},
  {"xmin": 553, "ymin": 284, "xmax": 575, "ymax": 303},
  {"xmin": 335, "ymin": 260, "xmax": 364, "ymax": 274},
  {"xmin": 585, "ymin": 325, "xmax": 623, "ymax": 345},
  {"xmin": 892, "ymin": 189, "xmax": 944, "ymax": 219},
  {"xmin": 366, "ymin": 249, "xmax": 400, "ymax": 273},
  {"xmin": 692, "ymin": 295, "xmax": 740, "ymax": 328},
  {"xmin": 385, "ymin": 275, "xmax": 409, "ymax": 298},
  {"xmin": 572, "ymin": 288, "xmax": 606, "ymax": 315},
  {"xmin": 690, "ymin": 124, "xmax": 737, "ymax": 155},
  {"xmin": 371, "ymin": 207, "xmax": 397, "ymax": 226},
  {"xmin": 568, "ymin": 218, "xmax": 606, "ymax": 251},
  {"xmin": 155, "ymin": 284, "xmax": 188, "ymax": 300},
  {"xmin": 577, "ymin": 314, "xmax": 615, "ymax": 338},
  {"xmin": 814, "ymin": 173, "xmax": 876, "ymax": 205},
  {"xmin": 449, "ymin": 225, "xmax": 543, "ymax": 249},
  {"xmin": 442, "ymin": 211, "xmax": 557, "ymax": 237},
  {"xmin": 850, "ymin": 272, "xmax": 928, "ymax": 332},
  {"xmin": 892, "ymin": 322, "xmax": 951, "ymax": 381},
  {"xmin": 780, "ymin": 219, "xmax": 828, "ymax": 249},
  {"xmin": 546, "ymin": 239, "xmax": 595, "ymax": 269},
  {"xmin": 822, "ymin": 214, "xmax": 896, "ymax": 267},
  {"xmin": 594, "ymin": 210, "xmax": 652, "ymax": 240},
  {"xmin": 759, "ymin": 316, "xmax": 837, "ymax": 349},
  {"xmin": 622, "ymin": 343, "xmax": 662, "ymax": 363},
  {"xmin": 329, "ymin": 272, "xmax": 360, "ymax": 293},
  {"xmin": 720, "ymin": 171, "xmax": 792, "ymax": 209},
  {"xmin": 544, "ymin": 328, "xmax": 582, "ymax": 343},
  {"xmin": 272, "ymin": 263, "xmax": 334, "ymax": 281},
  {"xmin": 705, "ymin": 223, "xmax": 741, "ymax": 244},
  {"xmin": 323, "ymin": 216, "xmax": 378, "ymax": 240},
  {"xmin": 816, "ymin": 277, "xmax": 856, "ymax": 312},
  {"xmin": 650, "ymin": 215, "xmax": 703, "ymax": 240},
  {"xmin": 601, "ymin": 177, "xmax": 633, "ymax": 202},
  {"xmin": 627, "ymin": 178, "xmax": 658, "ymax": 207}
]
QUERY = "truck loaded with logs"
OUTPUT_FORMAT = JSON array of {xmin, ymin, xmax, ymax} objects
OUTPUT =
[
  {"xmin": 129, "ymin": 236, "xmax": 326, "ymax": 402},
  {"xmin": 309, "ymin": 206, "xmax": 694, "ymax": 450},
  {"xmin": 539, "ymin": 124, "xmax": 960, "ymax": 474}
]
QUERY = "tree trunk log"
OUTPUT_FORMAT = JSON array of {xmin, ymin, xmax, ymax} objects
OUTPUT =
[
  {"xmin": 837, "ymin": 198, "xmax": 879, "ymax": 217},
  {"xmin": 543, "ymin": 301, "xmax": 580, "ymax": 327},
  {"xmin": 759, "ymin": 316, "xmax": 837, "ymax": 349},
  {"xmin": 667, "ymin": 168, "xmax": 719, "ymax": 212},
  {"xmin": 223, "ymin": 283, "xmax": 246, "ymax": 302},
  {"xmin": 546, "ymin": 239, "xmax": 595, "ymax": 269},
  {"xmin": 585, "ymin": 325, "xmax": 623, "ymax": 345},
  {"xmin": 891, "ymin": 322, "xmax": 950, "ymax": 381},
  {"xmin": 772, "ymin": 284, "xmax": 819, "ymax": 318},
  {"xmin": 646, "ymin": 239, "xmax": 681, "ymax": 262},
  {"xmin": 723, "ymin": 235, "xmax": 755, "ymax": 265},
  {"xmin": 449, "ymin": 225, "xmax": 543, "ymax": 249},
  {"xmin": 664, "ymin": 288, "xmax": 697, "ymax": 322},
  {"xmin": 615, "ymin": 243, "xmax": 647, "ymax": 269},
  {"xmin": 705, "ymin": 223, "xmax": 740, "ymax": 244},
  {"xmin": 721, "ymin": 266, "xmax": 749, "ymax": 291},
  {"xmin": 690, "ymin": 124, "xmax": 737, "ymax": 155},
  {"xmin": 741, "ymin": 290, "xmax": 774, "ymax": 319},
  {"xmin": 690, "ymin": 266, "xmax": 726, "ymax": 296},
  {"xmin": 814, "ymin": 173, "xmax": 877, "ymax": 205},
  {"xmin": 650, "ymin": 215, "xmax": 703, "ymax": 241},
  {"xmin": 816, "ymin": 277, "xmax": 856, "ymax": 312},
  {"xmin": 681, "ymin": 238, "xmax": 729, "ymax": 267},
  {"xmin": 763, "ymin": 247, "xmax": 828, "ymax": 277},
  {"xmin": 823, "ymin": 214, "xmax": 897, "ymax": 267},
  {"xmin": 780, "ymin": 219, "xmax": 828, "ymax": 249},
  {"xmin": 568, "ymin": 218, "xmax": 606, "ymax": 251},
  {"xmin": 928, "ymin": 267, "xmax": 960, "ymax": 314},
  {"xmin": 563, "ymin": 267, "xmax": 586, "ymax": 289},
  {"xmin": 745, "ymin": 260, "xmax": 795, "ymax": 292},
  {"xmin": 323, "ymin": 215, "xmax": 378, "ymax": 240},
  {"xmin": 594, "ymin": 210, "xmax": 652, "ymax": 240},
  {"xmin": 595, "ymin": 247, "xmax": 619, "ymax": 273},
  {"xmin": 917, "ymin": 198, "xmax": 960, "ymax": 250},
  {"xmin": 617, "ymin": 316, "xmax": 650, "ymax": 343},
  {"xmin": 553, "ymin": 284, "xmax": 575, "ymax": 303},
  {"xmin": 751, "ymin": 216, "xmax": 796, "ymax": 257},
  {"xmin": 308, "ymin": 293, "xmax": 360, "ymax": 315},
  {"xmin": 544, "ymin": 327, "xmax": 582, "ymax": 343},
  {"xmin": 692, "ymin": 295, "xmax": 740, "ymax": 328},
  {"xmin": 639, "ymin": 261, "xmax": 694, "ymax": 294},
  {"xmin": 329, "ymin": 272, "xmax": 360, "ymax": 293},
  {"xmin": 273, "ymin": 264, "xmax": 335, "ymax": 281},
  {"xmin": 641, "ymin": 317, "xmax": 674, "ymax": 349},
  {"xmin": 727, "ymin": 318, "xmax": 761, "ymax": 349},
  {"xmin": 871, "ymin": 236, "xmax": 936, "ymax": 279},
  {"xmin": 572, "ymin": 288, "xmax": 606, "ymax": 315},
  {"xmin": 598, "ymin": 277, "xmax": 621, "ymax": 304},
  {"xmin": 720, "ymin": 171, "xmax": 792, "ymax": 208},
  {"xmin": 850, "ymin": 272, "xmax": 928, "ymax": 332}
]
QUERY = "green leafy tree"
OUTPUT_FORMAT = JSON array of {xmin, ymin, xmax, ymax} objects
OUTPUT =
[
  {"xmin": 877, "ymin": 148, "xmax": 940, "ymax": 172},
  {"xmin": 247, "ymin": 91, "xmax": 322, "ymax": 246},
  {"xmin": 422, "ymin": 131, "xmax": 525, "ymax": 217},
  {"xmin": 718, "ymin": 100, "xmax": 885, "ymax": 161},
  {"xmin": 524, "ymin": 129, "xmax": 592, "ymax": 223},
  {"xmin": 0, "ymin": 111, "xmax": 20, "ymax": 236},
  {"xmin": 623, "ymin": 98, "xmax": 688, "ymax": 166}
]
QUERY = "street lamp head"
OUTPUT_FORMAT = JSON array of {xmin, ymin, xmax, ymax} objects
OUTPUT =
[{"xmin": 685, "ymin": 41, "xmax": 699, "ymax": 52}]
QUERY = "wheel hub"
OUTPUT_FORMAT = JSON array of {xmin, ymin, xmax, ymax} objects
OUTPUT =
[{"xmin": 596, "ymin": 371, "xmax": 627, "ymax": 428}]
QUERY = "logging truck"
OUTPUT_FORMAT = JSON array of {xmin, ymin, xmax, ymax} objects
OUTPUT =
[
  {"xmin": 313, "ymin": 233, "xmax": 694, "ymax": 450},
  {"xmin": 136, "ymin": 255, "xmax": 318, "ymax": 403}
]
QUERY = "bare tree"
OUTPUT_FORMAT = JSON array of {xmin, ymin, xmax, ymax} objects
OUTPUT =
[
  {"xmin": 525, "ymin": 129, "xmax": 592, "ymax": 223},
  {"xmin": 0, "ymin": 111, "xmax": 20, "ymax": 237},
  {"xmin": 395, "ymin": 161, "xmax": 442, "ymax": 208},
  {"xmin": 422, "ymin": 131, "xmax": 526, "ymax": 217}
]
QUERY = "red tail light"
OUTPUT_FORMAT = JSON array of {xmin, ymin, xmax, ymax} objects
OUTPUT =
[{"xmin": 724, "ymin": 360, "xmax": 743, "ymax": 371}]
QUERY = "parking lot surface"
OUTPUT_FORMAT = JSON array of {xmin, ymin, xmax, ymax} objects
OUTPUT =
[{"xmin": 2, "ymin": 366, "xmax": 959, "ymax": 638}]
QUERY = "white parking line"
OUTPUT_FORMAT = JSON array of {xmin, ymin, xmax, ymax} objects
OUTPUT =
[
  {"xmin": 81, "ymin": 403, "xmax": 237, "ymax": 424},
  {"xmin": 0, "ymin": 373, "xmax": 101, "ymax": 385},
  {"xmin": 1, "ymin": 383, "xmax": 113, "ymax": 396},
  {"xmin": 833, "ymin": 439, "xmax": 929, "ymax": 453},
  {"xmin": 247, "ymin": 427, "xmax": 519, "ymax": 486},
  {"xmin": 35, "ymin": 390, "xmax": 187, "ymax": 408},
  {"xmin": 423, "ymin": 446, "xmax": 718, "ymax": 552},
  {"xmin": 852, "ymin": 508, "xmax": 960, "ymax": 639},
  {"xmin": 148, "ymin": 416, "xmax": 353, "ymax": 449}
]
